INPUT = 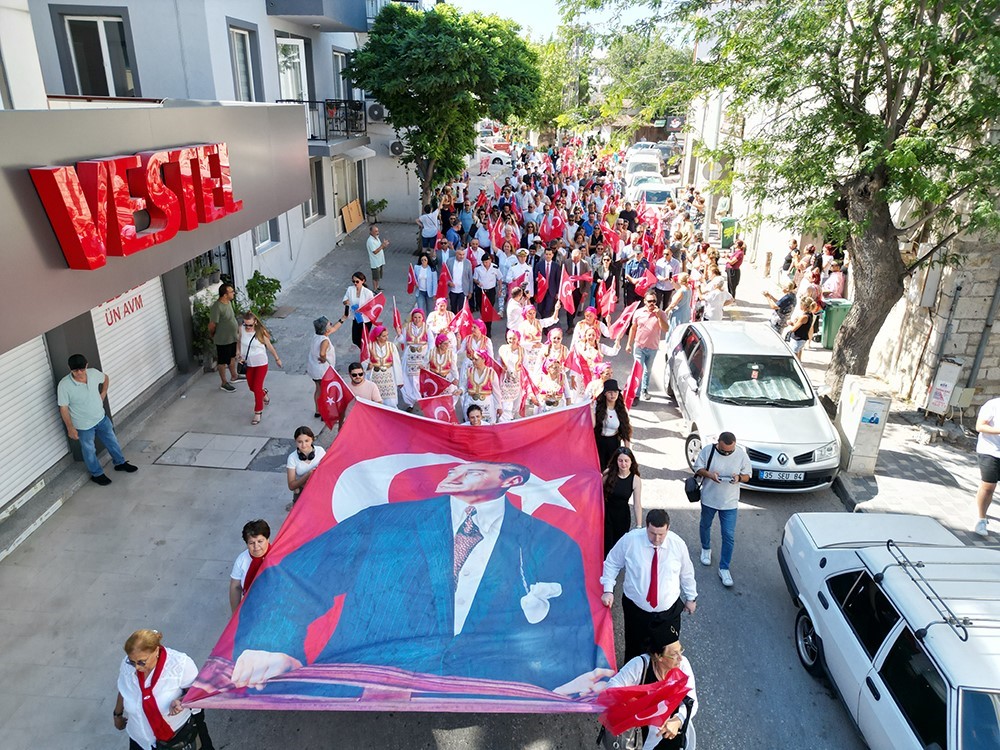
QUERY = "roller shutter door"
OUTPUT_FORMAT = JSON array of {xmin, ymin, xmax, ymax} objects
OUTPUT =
[
  {"xmin": 91, "ymin": 278, "xmax": 175, "ymax": 415},
  {"xmin": 0, "ymin": 337, "xmax": 67, "ymax": 508}
]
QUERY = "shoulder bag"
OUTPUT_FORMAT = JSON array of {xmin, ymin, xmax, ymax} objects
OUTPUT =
[
  {"xmin": 684, "ymin": 445, "xmax": 716, "ymax": 503},
  {"xmin": 236, "ymin": 336, "xmax": 253, "ymax": 376}
]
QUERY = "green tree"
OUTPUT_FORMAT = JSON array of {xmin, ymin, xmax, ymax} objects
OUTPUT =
[
  {"xmin": 573, "ymin": 0, "xmax": 1000, "ymax": 399},
  {"xmin": 598, "ymin": 29, "xmax": 691, "ymax": 125},
  {"xmin": 520, "ymin": 25, "xmax": 598, "ymax": 135},
  {"xmin": 345, "ymin": 3, "xmax": 540, "ymax": 206}
]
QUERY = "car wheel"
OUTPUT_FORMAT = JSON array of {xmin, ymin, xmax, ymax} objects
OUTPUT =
[
  {"xmin": 492, "ymin": 157, "xmax": 503, "ymax": 165},
  {"xmin": 795, "ymin": 609, "xmax": 825, "ymax": 677},
  {"xmin": 684, "ymin": 433, "xmax": 701, "ymax": 472}
]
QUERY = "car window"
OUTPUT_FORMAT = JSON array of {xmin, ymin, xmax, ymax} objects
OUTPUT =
[
  {"xmin": 641, "ymin": 189, "xmax": 672, "ymax": 203},
  {"xmin": 961, "ymin": 689, "xmax": 1000, "ymax": 750},
  {"xmin": 681, "ymin": 327, "xmax": 700, "ymax": 358},
  {"xmin": 828, "ymin": 571, "xmax": 900, "ymax": 659},
  {"xmin": 688, "ymin": 343, "xmax": 705, "ymax": 383},
  {"xmin": 706, "ymin": 354, "xmax": 814, "ymax": 406},
  {"xmin": 878, "ymin": 627, "xmax": 948, "ymax": 749}
]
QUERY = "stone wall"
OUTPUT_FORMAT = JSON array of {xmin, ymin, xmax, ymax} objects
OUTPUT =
[{"xmin": 868, "ymin": 239, "xmax": 1000, "ymax": 414}]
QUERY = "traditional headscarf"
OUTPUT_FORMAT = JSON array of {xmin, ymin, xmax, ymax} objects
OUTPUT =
[
  {"xmin": 410, "ymin": 308, "xmax": 425, "ymax": 322},
  {"xmin": 435, "ymin": 333, "xmax": 450, "ymax": 347},
  {"xmin": 473, "ymin": 320, "xmax": 487, "ymax": 334},
  {"xmin": 585, "ymin": 306, "xmax": 598, "ymax": 317},
  {"xmin": 546, "ymin": 328, "xmax": 564, "ymax": 343},
  {"xmin": 371, "ymin": 325, "xmax": 387, "ymax": 340}
]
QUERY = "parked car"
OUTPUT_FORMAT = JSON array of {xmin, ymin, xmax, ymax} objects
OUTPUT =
[
  {"xmin": 475, "ymin": 145, "xmax": 512, "ymax": 168},
  {"xmin": 778, "ymin": 511, "xmax": 1000, "ymax": 750},
  {"xmin": 665, "ymin": 321, "xmax": 840, "ymax": 492},
  {"xmin": 625, "ymin": 142, "xmax": 657, "ymax": 160},
  {"xmin": 630, "ymin": 185, "xmax": 673, "ymax": 208},
  {"xmin": 624, "ymin": 155, "xmax": 663, "ymax": 179}
]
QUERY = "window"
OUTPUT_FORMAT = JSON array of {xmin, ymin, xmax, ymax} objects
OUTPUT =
[
  {"xmin": 878, "ymin": 628, "xmax": 948, "ymax": 749},
  {"xmin": 64, "ymin": 15, "xmax": 136, "ymax": 96},
  {"xmin": 961, "ymin": 690, "xmax": 1000, "ymax": 750},
  {"xmin": 302, "ymin": 159, "xmax": 325, "ymax": 224},
  {"xmin": 276, "ymin": 38, "xmax": 308, "ymax": 101},
  {"xmin": 332, "ymin": 51, "xmax": 347, "ymax": 100},
  {"xmin": 707, "ymin": 354, "xmax": 814, "ymax": 406},
  {"xmin": 252, "ymin": 219, "xmax": 279, "ymax": 253},
  {"xmin": 229, "ymin": 28, "xmax": 256, "ymax": 102},
  {"xmin": 828, "ymin": 571, "xmax": 900, "ymax": 659}
]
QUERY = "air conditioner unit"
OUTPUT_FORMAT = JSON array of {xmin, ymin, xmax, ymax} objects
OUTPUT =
[
  {"xmin": 389, "ymin": 140, "xmax": 404, "ymax": 157},
  {"xmin": 367, "ymin": 102, "xmax": 385, "ymax": 123}
]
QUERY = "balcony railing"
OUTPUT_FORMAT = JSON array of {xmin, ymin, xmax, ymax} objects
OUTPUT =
[
  {"xmin": 276, "ymin": 99, "xmax": 367, "ymax": 141},
  {"xmin": 367, "ymin": 0, "xmax": 420, "ymax": 25}
]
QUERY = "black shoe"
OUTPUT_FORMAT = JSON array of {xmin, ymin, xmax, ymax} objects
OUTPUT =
[
  {"xmin": 114, "ymin": 461, "xmax": 138, "ymax": 473},
  {"xmin": 91, "ymin": 474, "xmax": 112, "ymax": 486},
  {"xmin": 314, "ymin": 412, "xmax": 321, "ymax": 418}
]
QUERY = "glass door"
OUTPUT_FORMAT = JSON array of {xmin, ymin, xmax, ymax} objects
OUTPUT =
[{"xmin": 276, "ymin": 38, "xmax": 311, "ymax": 136}]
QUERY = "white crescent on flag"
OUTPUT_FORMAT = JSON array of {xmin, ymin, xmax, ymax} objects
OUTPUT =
[
  {"xmin": 326, "ymin": 379, "xmax": 344, "ymax": 406},
  {"xmin": 433, "ymin": 405, "xmax": 454, "ymax": 423}
]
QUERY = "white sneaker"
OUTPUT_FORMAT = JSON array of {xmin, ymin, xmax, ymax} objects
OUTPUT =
[
  {"xmin": 974, "ymin": 519, "xmax": 989, "ymax": 537},
  {"xmin": 700, "ymin": 548, "xmax": 711, "ymax": 566},
  {"xmin": 719, "ymin": 569, "xmax": 734, "ymax": 587}
]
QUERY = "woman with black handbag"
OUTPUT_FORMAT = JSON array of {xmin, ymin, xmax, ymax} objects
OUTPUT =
[
  {"xmin": 601, "ymin": 629, "xmax": 699, "ymax": 750},
  {"xmin": 113, "ymin": 629, "xmax": 214, "ymax": 750}
]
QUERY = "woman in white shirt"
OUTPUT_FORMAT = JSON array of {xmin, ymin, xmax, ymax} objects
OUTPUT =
[
  {"xmin": 307, "ymin": 315, "xmax": 347, "ymax": 420},
  {"xmin": 603, "ymin": 630, "xmax": 698, "ymax": 750},
  {"xmin": 413, "ymin": 252, "xmax": 437, "ymax": 312},
  {"xmin": 238, "ymin": 311, "xmax": 282, "ymax": 426},
  {"xmin": 343, "ymin": 272, "xmax": 375, "ymax": 348},
  {"xmin": 286, "ymin": 426, "xmax": 326, "ymax": 505},
  {"xmin": 113, "ymin": 629, "xmax": 212, "ymax": 750},
  {"xmin": 416, "ymin": 205, "xmax": 440, "ymax": 249}
]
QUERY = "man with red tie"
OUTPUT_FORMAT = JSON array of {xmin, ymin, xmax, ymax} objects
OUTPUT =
[
  {"xmin": 536, "ymin": 245, "xmax": 562, "ymax": 325},
  {"xmin": 600, "ymin": 509, "xmax": 697, "ymax": 662}
]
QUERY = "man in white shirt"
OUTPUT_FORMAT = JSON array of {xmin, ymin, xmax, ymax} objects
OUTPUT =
[
  {"xmin": 447, "ymin": 247, "xmax": 474, "ymax": 314},
  {"xmin": 366, "ymin": 224, "xmax": 389, "ymax": 292},
  {"xmin": 473, "ymin": 254, "xmax": 503, "ymax": 334},
  {"xmin": 515, "ymin": 184, "xmax": 533, "ymax": 212},
  {"xmin": 601, "ymin": 509, "xmax": 697, "ymax": 662},
  {"xmin": 694, "ymin": 432, "xmax": 752, "ymax": 587},
  {"xmin": 974, "ymin": 397, "xmax": 1000, "ymax": 536}
]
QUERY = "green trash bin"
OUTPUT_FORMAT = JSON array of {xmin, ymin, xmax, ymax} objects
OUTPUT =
[
  {"xmin": 719, "ymin": 217, "xmax": 738, "ymax": 249},
  {"xmin": 821, "ymin": 299, "xmax": 852, "ymax": 349}
]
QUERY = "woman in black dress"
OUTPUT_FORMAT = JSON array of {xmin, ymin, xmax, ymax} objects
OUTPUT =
[
  {"xmin": 594, "ymin": 379, "xmax": 632, "ymax": 471},
  {"xmin": 602, "ymin": 446, "xmax": 643, "ymax": 556}
]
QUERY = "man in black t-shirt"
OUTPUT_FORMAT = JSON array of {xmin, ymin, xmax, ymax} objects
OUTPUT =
[{"xmin": 617, "ymin": 202, "xmax": 638, "ymax": 233}]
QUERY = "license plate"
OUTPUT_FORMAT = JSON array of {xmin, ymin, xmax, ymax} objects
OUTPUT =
[{"xmin": 759, "ymin": 470, "xmax": 804, "ymax": 481}]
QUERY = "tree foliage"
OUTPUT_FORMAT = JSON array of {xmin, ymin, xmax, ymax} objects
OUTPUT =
[
  {"xmin": 345, "ymin": 3, "xmax": 541, "ymax": 203},
  {"xmin": 598, "ymin": 28, "xmax": 692, "ymax": 124},
  {"xmin": 569, "ymin": 0, "xmax": 1000, "ymax": 397},
  {"xmin": 519, "ymin": 26, "xmax": 598, "ymax": 134}
]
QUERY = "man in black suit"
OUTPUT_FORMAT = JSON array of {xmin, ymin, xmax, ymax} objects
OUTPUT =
[
  {"xmin": 230, "ymin": 461, "xmax": 611, "ymax": 695},
  {"xmin": 563, "ymin": 246, "xmax": 592, "ymax": 329},
  {"xmin": 536, "ymin": 245, "xmax": 562, "ymax": 324}
]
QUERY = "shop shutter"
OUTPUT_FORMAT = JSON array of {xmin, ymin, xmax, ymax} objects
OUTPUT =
[
  {"xmin": 91, "ymin": 277, "xmax": 175, "ymax": 415},
  {"xmin": 0, "ymin": 337, "xmax": 68, "ymax": 508}
]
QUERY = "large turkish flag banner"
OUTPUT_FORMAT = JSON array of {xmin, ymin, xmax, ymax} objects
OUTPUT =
[{"xmin": 186, "ymin": 402, "xmax": 615, "ymax": 713}]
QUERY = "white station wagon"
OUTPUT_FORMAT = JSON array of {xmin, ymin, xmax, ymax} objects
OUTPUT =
[
  {"xmin": 665, "ymin": 322, "xmax": 840, "ymax": 492},
  {"xmin": 778, "ymin": 512, "xmax": 1000, "ymax": 750}
]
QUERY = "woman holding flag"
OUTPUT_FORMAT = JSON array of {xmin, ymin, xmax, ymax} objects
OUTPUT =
[
  {"xmin": 458, "ymin": 319, "xmax": 494, "ymax": 377},
  {"xmin": 519, "ymin": 302, "xmax": 561, "ymax": 376},
  {"xmin": 427, "ymin": 297, "xmax": 455, "ymax": 344},
  {"xmin": 364, "ymin": 325, "xmax": 402, "ymax": 409},
  {"xmin": 497, "ymin": 329, "xmax": 524, "ymax": 422},
  {"xmin": 460, "ymin": 349, "xmax": 501, "ymax": 424}
]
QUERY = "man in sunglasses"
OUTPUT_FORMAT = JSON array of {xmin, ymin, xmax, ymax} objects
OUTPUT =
[
  {"xmin": 693, "ymin": 432, "xmax": 751, "ymax": 588},
  {"xmin": 344, "ymin": 362, "xmax": 382, "ymax": 404}
]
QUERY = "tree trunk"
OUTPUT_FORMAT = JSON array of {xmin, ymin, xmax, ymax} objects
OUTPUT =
[
  {"xmin": 419, "ymin": 159, "xmax": 436, "ymax": 210},
  {"xmin": 825, "ymin": 174, "xmax": 907, "ymax": 403}
]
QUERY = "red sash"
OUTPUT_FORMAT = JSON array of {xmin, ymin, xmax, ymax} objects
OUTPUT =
[
  {"xmin": 243, "ymin": 552, "xmax": 267, "ymax": 593},
  {"xmin": 137, "ymin": 647, "xmax": 174, "ymax": 741}
]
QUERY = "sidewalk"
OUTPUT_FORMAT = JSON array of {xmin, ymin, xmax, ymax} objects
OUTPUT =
[{"xmin": 734, "ymin": 253, "xmax": 997, "ymax": 547}]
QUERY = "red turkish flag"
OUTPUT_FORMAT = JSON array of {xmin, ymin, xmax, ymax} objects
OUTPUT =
[
  {"xmin": 535, "ymin": 271, "xmax": 548, "ymax": 301},
  {"xmin": 623, "ymin": 358, "xmax": 643, "ymax": 409},
  {"xmin": 318, "ymin": 368, "xmax": 355, "ymax": 428},
  {"xmin": 359, "ymin": 329, "xmax": 370, "ymax": 363},
  {"xmin": 437, "ymin": 263, "xmax": 452, "ymax": 299},
  {"xmin": 475, "ymin": 189, "xmax": 489, "ymax": 209},
  {"xmin": 558, "ymin": 267, "xmax": 576, "ymax": 315},
  {"xmin": 480, "ymin": 293, "xmax": 502, "ymax": 323},
  {"xmin": 392, "ymin": 298, "xmax": 402, "ymax": 331},
  {"xmin": 565, "ymin": 348, "xmax": 592, "ymax": 385},
  {"xmin": 510, "ymin": 199, "xmax": 524, "ymax": 225},
  {"xmin": 478, "ymin": 349, "xmax": 503, "ymax": 378},
  {"xmin": 608, "ymin": 301, "xmax": 641, "ymax": 341},
  {"xmin": 636, "ymin": 193, "xmax": 647, "ymax": 217},
  {"xmin": 518, "ymin": 364, "xmax": 539, "ymax": 417},
  {"xmin": 635, "ymin": 267, "xmax": 658, "ymax": 297},
  {"xmin": 493, "ymin": 181, "xmax": 502, "ymax": 200},
  {"xmin": 510, "ymin": 271, "xmax": 527, "ymax": 288},
  {"xmin": 417, "ymin": 395, "xmax": 458, "ymax": 424},
  {"xmin": 449, "ymin": 299, "xmax": 475, "ymax": 339},
  {"xmin": 597, "ymin": 667, "xmax": 691, "ymax": 736},
  {"xmin": 418, "ymin": 368, "xmax": 453, "ymax": 398},
  {"xmin": 357, "ymin": 292, "xmax": 386, "ymax": 322},
  {"xmin": 489, "ymin": 215, "xmax": 504, "ymax": 250},
  {"xmin": 407, "ymin": 265, "xmax": 417, "ymax": 295},
  {"xmin": 600, "ymin": 280, "xmax": 618, "ymax": 319}
]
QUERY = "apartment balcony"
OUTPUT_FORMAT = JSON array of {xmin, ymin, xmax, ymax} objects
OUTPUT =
[
  {"xmin": 267, "ymin": 0, "xmax": 367, "ymax": 32},
  {"xmin": 276, "ymin": 99, "xmax": 372, "ymax": 158},
  {"xmin": 367, "ymin": 0, "xmax": 421, "ymax": 28}
]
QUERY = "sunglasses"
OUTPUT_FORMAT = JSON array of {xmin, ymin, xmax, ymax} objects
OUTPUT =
[
  {"xmin": 717, "ymin": 446, "xmax": 735, "ymax": 455},
  {"xmin": 127, "ymin": 651, "xmax": 156, "ymax": 667}
]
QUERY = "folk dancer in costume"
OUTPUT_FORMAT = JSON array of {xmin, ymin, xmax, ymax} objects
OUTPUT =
[
  {"xmin": 506, "ymin": 285, "xmax": 528, "ymax": 332},
  {"xmin": 461, "ymin": 349, "xmax": 501, "ymax": 424},
  {"xmin": 459, "ymin": 320, "xmax": 494, "ymax": 377},
  {"xmin": 427, "ymin": 297, "xmax": 456, "ymax": 348},
  {"xmin": 498, "ymin": 329, "xmax": 525, "ymax": 422},
  {"xmin": 429, "ymin": 333, "xmax": 459, "ymax": 392},
  {"xmin": 365, "ymin": 326, "xmax": 402, "ymax": 408},
  {"xmin": 518, "ymin": 303, "xmax": 561, "ymax": 377},
  {"xmin": 585, "ymin": 362, "xmax": 614, "ymax": 402},
  {"xmin": 569, "ymin": 326, "xmax": 622, "ymax": 402},
  {"xmin": 395, "ymin": 308, "xmax": 432, "ymax": 408},
  {"xmin": 541, "ymin": 327, "xmax": 570, "ymax": 368},
  {"xmin": 536, "ymin": 357, "xmax": 571, "ymax": 412},
  {"xmin": 571, "ymin": 306, "xmax": 604, "ymax": 349}
]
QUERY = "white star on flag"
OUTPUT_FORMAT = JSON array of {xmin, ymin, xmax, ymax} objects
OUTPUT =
[{"xmin": 515, "ymin": 474, "xmax": 576, "ymax": 515}]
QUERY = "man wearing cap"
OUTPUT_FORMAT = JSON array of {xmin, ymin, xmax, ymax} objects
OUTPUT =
[
  {"xmin": 506, "ymin": 249, "xmax": 534, "ymax": 300},
  {"xmin": 600, "ymin": 509, "xmax": 697, "ymax": 662},
  {"xmin": 694, "ymin": 431, "xmax": 752, "ymax": 588}
]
